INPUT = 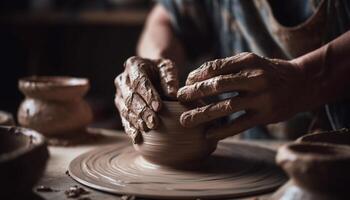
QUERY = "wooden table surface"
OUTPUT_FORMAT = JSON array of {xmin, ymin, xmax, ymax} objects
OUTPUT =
[{"xmin": 34, "ymin": 128, "xmax": 287, "ymax": 200}]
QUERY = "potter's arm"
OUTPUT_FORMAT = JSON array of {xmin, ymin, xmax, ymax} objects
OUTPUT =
[
  {"xmin": 137, "ymin": 4, "xmax": 186, "ymax": 69},
  {"xmin": 292, "ymin": 31, "xmax": 350, "ymax": 107},
  {"xmin": 177, "ymin": 31, "xmax": 350, "ymax": 140}
]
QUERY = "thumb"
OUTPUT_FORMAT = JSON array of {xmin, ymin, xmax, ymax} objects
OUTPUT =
[{"xmin": 156, "ymin": 59, "xmax": 179, "ymax": 98}]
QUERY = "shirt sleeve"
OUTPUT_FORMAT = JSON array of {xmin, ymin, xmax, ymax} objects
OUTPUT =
[{"xmin": 157, "ymin": 0, "xmax": 213, "ymax": 59}]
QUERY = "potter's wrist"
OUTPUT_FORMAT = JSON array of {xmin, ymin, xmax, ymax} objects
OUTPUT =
[{"xmin": 290, "ymin": 56, "xmax": 323, "ymax": 110}]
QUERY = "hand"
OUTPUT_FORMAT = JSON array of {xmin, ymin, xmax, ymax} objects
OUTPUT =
[
  {"xmin": 115, "ymin": 56, "xmax": 179, "ymax": 143},
  {"xmin": 177, "ymin": 52, "xmax": 310, "ymax": 140}
]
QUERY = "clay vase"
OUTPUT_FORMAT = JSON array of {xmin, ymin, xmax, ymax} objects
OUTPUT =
[
  {"xmin": 274, "ymin": 142, "xmax": 350, "ymax": 200},
  {"xmin": 134, "ymin": 101, "xmax": 218, "ymax": 168},
  {"xmin": 17, "ymin": 76, "xmax": 93, "ymax": 136}
]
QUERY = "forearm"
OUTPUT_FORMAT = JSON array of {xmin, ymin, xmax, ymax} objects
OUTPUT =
[
  {"xmin": 137, "ymin": 4, "xmax": 186, "ymax": 68},
  {"xmin": 293, "ymin": 31, "xmax": 350, "ymax": 108}
]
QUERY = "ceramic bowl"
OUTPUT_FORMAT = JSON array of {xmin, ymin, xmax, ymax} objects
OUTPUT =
[
  {"xmin": 134, "ymin": 101, "xmax": 218, "ymax": 168},
  {"xmin": 297, "ymin": 129, "xmax": 350, "ymax": 146},
  {"xmin": 276, "ymin": 142, "xmax": 350, "ymax": 194},
  {"xmin": 0, "ymin": 126, "xmax": 49, "ymax": 198}
]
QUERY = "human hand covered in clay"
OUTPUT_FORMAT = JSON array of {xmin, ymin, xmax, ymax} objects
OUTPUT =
[
  {"xmin": 177, "ymin": 52, "xmax": 309, "ymax": 140},
  {"xmin": 115, "ymin": 56, "xmax": 179, "ymax": 144}
]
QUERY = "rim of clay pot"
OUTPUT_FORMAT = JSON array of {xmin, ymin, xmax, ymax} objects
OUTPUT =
[
  {"xmin": 0, "ymin": 126, "xmax": 47, "ymax": 162},
  {"xmin": 297, "ymin": 129, "xmax": 350, "ymax": 146},
  {"xmin": 0, "ymin": 111, "xmax": 14, "ymax": 126},
  {"xmin": 277, "ymin": 143, "xmax": 350, "ymax": 164},
  {"xmin": 19, "ymin": 76, "xmax": 89, "ymax": 89}
]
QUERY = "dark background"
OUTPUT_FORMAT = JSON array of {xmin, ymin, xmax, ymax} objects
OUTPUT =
[{"xmin": 0, "ymin": 0, "xmax": 153, "ymax": 128}]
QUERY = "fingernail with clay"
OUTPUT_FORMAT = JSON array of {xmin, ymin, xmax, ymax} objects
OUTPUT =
[
  {"xmin": 151, "ymin": 101, "xmax": 161, "ymax": 112},
  {"xmin": 177, "ymin": 87, "xmax": 188, "ymax": 101},
  {"xmin": 180, "ymin": 112, "xmax": 193, "ymax": 128},
  {"xmin": 146, "ymin": 115, "xmax": 157, "ymax": 129}
]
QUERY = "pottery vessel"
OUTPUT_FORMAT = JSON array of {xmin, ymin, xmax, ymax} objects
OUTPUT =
[
  {"xmin": 274, "ymin": 142, "xmax": 350, "ymax": 200},
  {"xmin": 134, "ymin": 101, "xmax": 218, "ymax": 168},
  {"xmin": 297, "ymin": 128, "xmax": 350, "ymax": 146},
  {"xmin": 18, "ymin": 76, "xmax": 93, "ymax": 136},
  {"xmin": 0, "ymin": 126, "xmax": 49, "ymax": 198},
  {"xmin": 0, "ymin": 111, "xmax": 14, "ymax": 126}
]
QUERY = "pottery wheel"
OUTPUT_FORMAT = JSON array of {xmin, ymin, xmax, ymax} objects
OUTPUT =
[{"xmin": 69, "ymin": 142, "xmax": 286, "ymax": 199}]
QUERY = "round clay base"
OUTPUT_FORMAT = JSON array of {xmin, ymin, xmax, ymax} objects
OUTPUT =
[{"xmin": 69, "ymin": 141, "xmax": 286, "ymax": 199}]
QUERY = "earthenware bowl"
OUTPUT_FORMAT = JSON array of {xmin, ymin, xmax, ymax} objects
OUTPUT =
[
  {"xmin": 0, "ymin": 126, "xmax": 49, "ymax": 198},
  {"xmin": 297, "ymin": 129, "xmax": 350, "ymax": 146},
  {"xmin": 18, "ymin": 76, "xmax": 93, "ymax": 136},
  {"xmin": 275, "ymin": 143, "xmax": 350, "ymax": 199},
  {"xmin": 134, "ymin": 101, "xmax": 218, "ymax": 168},
  {"xmin": 0, "ymin": 111, "xmax": 14, "ymax": 126}
]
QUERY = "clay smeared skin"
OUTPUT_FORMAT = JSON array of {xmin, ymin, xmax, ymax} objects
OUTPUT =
[
  {"xmin": 114, "ymin": 56, "xmax": 179, "ymax": 143},
  {"xmin": 178, "ymin": 52, "xmax": 307, "ymax": 140}
]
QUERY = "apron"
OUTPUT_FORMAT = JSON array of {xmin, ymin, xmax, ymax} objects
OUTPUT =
[{"xmin": 255, "ymin": 0, "xmax": 327, "ymax": 58}]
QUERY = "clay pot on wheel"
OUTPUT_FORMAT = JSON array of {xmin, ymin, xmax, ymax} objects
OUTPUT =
[
  {"xmin": 274, "ymin": 143, "xmax": 350, "ymax": 200},
  {"xmin": 17, "ymin": 76, "xmax": 93, "ymax": 136},
  {"xmin": 134, "ymin": 101, "xmax": 218, "ymax": 168}
]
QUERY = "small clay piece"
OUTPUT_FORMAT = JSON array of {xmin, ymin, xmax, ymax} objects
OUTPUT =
[
  {"xmin": 274, "ymin": 142, "xmax": 350, "ymax": 200},
  {"xmin": 68, "ymin": 141, "xmax": 286, "ymax": 199},
  {"xmin": 121, "ymin": 195, "xmax": 136, "ymax": 200},
  {"xmin": 134, "ymin": 101, "xmax": 218, "ymax": 168},
  {"xmin": 0, "ymin": 126, "xmax": 48, "ymax": 199},
  {"xmin": 65, "ymin": 185, "xmax": 89, "ymax": 198},
  {"xmin": 0, "ymin": 111, "xmax": 15, "ymax": 126},
  {"xmin": 36, "ymin": 185, "xmax": 59, "ymax": 192},
  {"xmin": 17, "ymin": 76, "xmax": 93, "ymax": 136}
]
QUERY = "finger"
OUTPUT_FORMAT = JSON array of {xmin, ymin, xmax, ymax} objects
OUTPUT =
[
  {"xmin": 114, "ymin": 92, "xmax": 147, "ymax": 131},
  {"xmin": 180, "ymin": 97, "xmax": 248, "ymax": 127},
  {"xmin": 124, "ymin": 56, "xmax": 162, "ymax": 111},
  {"xmin": 115, "ymin": 73, "xmax": 159, "ymax": 130},
  {"xmin": 186, "ymin": 52, "xmax": 260, "ymax": 85},
  {"xmin": 120, "ymin": 116, "xmax": 142, "ymax": 144},
  {"xmin": 206, "ymin": 113, "xmax": 258, "ymax": 141},
  {"xmin": 155, "ymin": 59, "xmax": 179, "ymax": 98},
  {"xmin": 178, "ymin": 70, "xmax": 264, "ymax": 102}
]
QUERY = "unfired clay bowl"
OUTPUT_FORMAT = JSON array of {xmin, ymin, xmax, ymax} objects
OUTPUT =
[
  {"xmin": 0, "ymin": 111, "xmax": 14, "ymax": 126},
  {"xmin": 0, "ymin": 126, "xmax": 49, "ymax": 198},
  {"xmin": 134, "ymin": 101, "xmax": 218, "ymax": 168},
  {"xmin": 276, "ymin": 143, "xmax": 350, "ymax": 199},
  {"xmin": 18, "ymin": 76, "xmax": 93, "ymax": 136},
  {"xmin": 297, "ymin": 128, "xmax": 350, "ymax": 146}
]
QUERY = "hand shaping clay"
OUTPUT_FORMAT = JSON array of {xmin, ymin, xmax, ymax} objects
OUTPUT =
[
  {"xmin": 133, "ymin": 101, "xmax": 218, "ymax": 168},
  {"xmin": 17, "ymin": 76, "xmax": 93, "ymax": 136}
]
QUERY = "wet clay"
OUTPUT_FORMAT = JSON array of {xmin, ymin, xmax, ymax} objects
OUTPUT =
[
  {"xmin": 69, "ymin": 141, "xmax": 286, "ymax": 199},
  {"xmin": 134, "ymin": 101, "xmax": 217, "ymax": 168},
  {"xmin": 17, "ymin": 76, "xmax": 93, "ymax": 136},
  {"xmin": 273, "ymin": 142, "xmax": 350, "ymax": 200}
]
